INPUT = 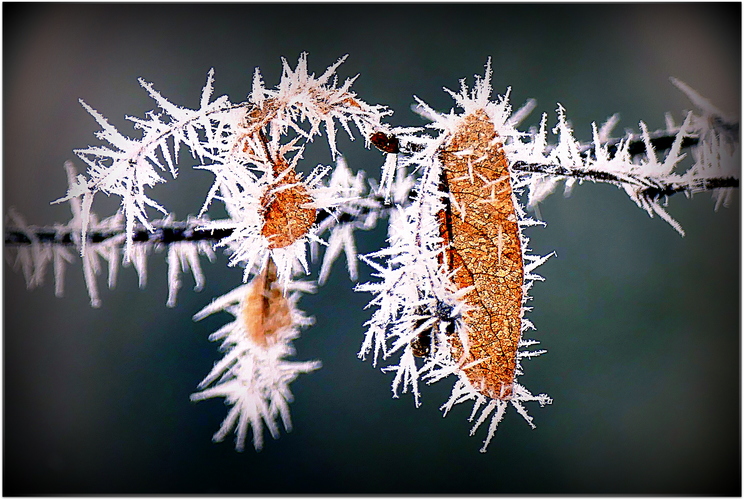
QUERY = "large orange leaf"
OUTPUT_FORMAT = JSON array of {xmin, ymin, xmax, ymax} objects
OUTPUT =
[{"xmin": 439, "ymin": 109, "xmax": 524, "ymax": 400}]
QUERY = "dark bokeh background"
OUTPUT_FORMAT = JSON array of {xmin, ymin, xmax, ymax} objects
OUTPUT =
[{"xmin": 3, "ymin": 3, "xmax": 740, "ymax": 495}]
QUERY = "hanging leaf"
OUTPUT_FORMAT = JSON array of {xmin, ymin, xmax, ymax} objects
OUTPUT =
[
  {"xmin": 439, "ymin": 109, "xmax": 524, "ymax": 400},
  {"xmin": 260, "ymin": 156, "xmax": 316, "ymax": 249},
  {"xmin": 241, "ymin": 260, "xmax": 293, "ymax": 347}
]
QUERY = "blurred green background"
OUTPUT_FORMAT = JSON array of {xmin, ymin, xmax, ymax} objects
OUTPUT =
[{"xmin": 3, "ymin": 3, "xmax": 740, "ymax": 494}]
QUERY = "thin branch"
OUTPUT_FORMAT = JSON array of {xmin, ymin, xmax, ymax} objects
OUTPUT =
[
  {"xmin": 510, "ymin": 161, "xmax": 740, "ymax": 198},
  {"xmin": 4, "ymin": 164, "xmax": 736, "ymax": 248},
  {"xmin": 4, "ymin": 222, "xmax": 232, "ymax": 246},
  {"xmin": 6, "ymin": 114, "xmax": 739, "ymax": 248},
  {"xmin": 392, "ymin": 124, "xmax": 737, "ymax": 161},
  {"xmin": 3, "ymin": 200, "xmax": 392, "ymax": 247}
]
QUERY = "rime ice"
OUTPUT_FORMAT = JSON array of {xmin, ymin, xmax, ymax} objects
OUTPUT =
[
  {"xmin": 5, "ymin": 54, "xmax": 738, "ymax": 454},
  {"xmin": 190, "ymin": 270, "xmax": 319, "ymax": 451},
  {"xmin": 358, "ymin": 60, "xmax": 553, "ymax": 452},
  {"xmin": 438, "ymin": 110, "xmax": 526, "ymax": 400}
]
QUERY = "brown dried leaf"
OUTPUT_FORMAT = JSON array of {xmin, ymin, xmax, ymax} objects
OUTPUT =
[
  {"xmin": 241, "ymin": 260, "xmax": 293, "ymax": 347},
  {"xmin": 260, "ymin": 156, "xmax": 316, "ymax": 249},
  {"xmin": 439, "ymin": 110, "xmax": 524, "ymax": 400}
]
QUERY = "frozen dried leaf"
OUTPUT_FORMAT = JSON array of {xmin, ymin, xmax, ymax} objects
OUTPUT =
[
  {"xmin": 260, "ymin": 157, "xmax": 316, "ymax": 249},
  {"xmin": 439, "ymin": 110, "xmax": 523, "ymax": 400},
  {"xmin": 241, "ymin": 260, "xmax": 293, "ymax": 347}
]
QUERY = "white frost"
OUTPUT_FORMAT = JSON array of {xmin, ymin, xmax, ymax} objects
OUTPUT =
[
  {"xmin": 190, "ymin": 277, "xmax": 320, "ymax": 451},
  {"xmin": 357, "ymin": 59, "xmax": 553, "ymax": 452}
]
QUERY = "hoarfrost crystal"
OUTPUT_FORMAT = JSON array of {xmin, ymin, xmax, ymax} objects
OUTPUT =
[
  {"xmin": 5, "ymin": 53, "xmax": 738, "ymax": 454},
  {"xmin": 358, "ymin": 60, "xmax": 553, "ymax": 452},
  {"xmin": 190, "ymin": 266, "xmax": 320, "ymax": 451}
]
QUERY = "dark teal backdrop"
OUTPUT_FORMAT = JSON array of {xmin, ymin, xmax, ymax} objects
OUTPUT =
[{"xmin": 4, "ymin": 3, "xmax": 740, "ymax": 494}]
